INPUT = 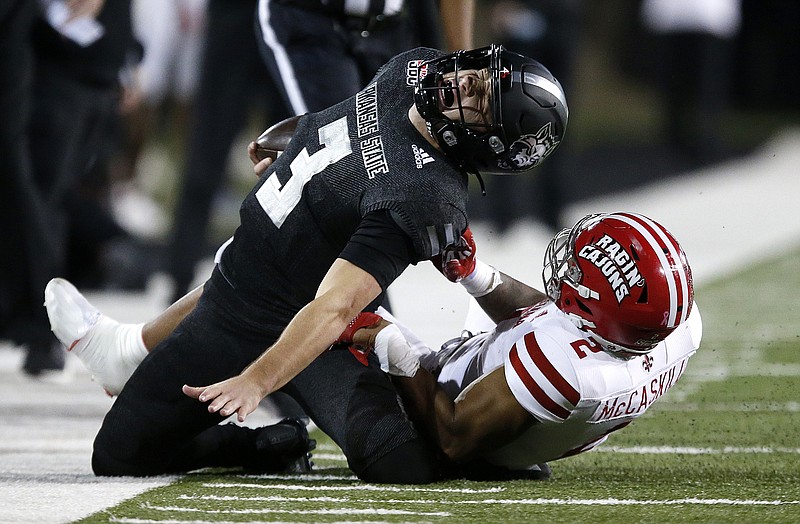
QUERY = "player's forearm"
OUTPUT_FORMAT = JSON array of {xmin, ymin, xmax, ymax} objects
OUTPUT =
[
  {"xmin": 394, "ymin": 370, "xmax": 477, "ymax": 462},
  {"xmin": 244, "ymin": 294, "xmax": 359, "ymax": 394},
  {"xmin": 475, "ymin": 272, "xmax": 547, "ymax": 323}
]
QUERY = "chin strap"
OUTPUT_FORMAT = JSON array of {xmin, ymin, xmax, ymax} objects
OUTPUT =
[
  {"xmin": 576, "ymin": 284, "xmax": 600, "ymax": 300},
  {"xmin": 428, "ymin": 120, "xmax": 488, "ymax": 196},
  {"xmin": 565, "ymin": 311, "xmax": 596, "ymax": 331},
  {"xmin": 474, "ymin": 172, "xmax": 486, "ymax": 196}
]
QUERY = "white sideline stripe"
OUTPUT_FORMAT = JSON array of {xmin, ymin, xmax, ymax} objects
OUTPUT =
[
  {"xmin": 180, "ymin": 494, "xmax": 349, "ymax": 502},
  {"xmin": 598, "ymin": 446, "xmax": 800, "ymax": 454},
  {"xmin": 470, "ymin": 498, "xmax": 800, "ymax": 506},
  {"xmin": 110, "ymin": 520, "xmax": 279, "ymax": 524},
  {"xmin": 181, "ymin": 494, "xmax": 800, "ymax": 507},
  {"xmin": 203, "ymin": 482, "xmax": 504, "ymax": 493},
  {"xmin": 304, "ymin": 452, "xmax": 346, "ymax": 461},
  {"xmin": 111, "ymin": 520, "xmax": 344, "ymax": 524},
  {"xmin": 659, "ymin": 401, "xmax": 800, "ymax": 412},
  {"xmin": 141, "ymin": 502, "xmax": 451, "ymax": 517},
  {"xmin": 246, "ymin": 472, "xmax": 357, "ymax": 482}
]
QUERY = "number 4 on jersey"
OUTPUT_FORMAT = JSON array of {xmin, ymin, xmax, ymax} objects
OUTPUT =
[{"xmin": 256, "ymin": 117, "xmax": 352, "ymax": 228}]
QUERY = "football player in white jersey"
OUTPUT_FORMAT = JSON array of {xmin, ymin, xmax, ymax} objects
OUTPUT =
[{"xmin": 339, "ymin": 211, "xmax": 700, "ymax": 478}]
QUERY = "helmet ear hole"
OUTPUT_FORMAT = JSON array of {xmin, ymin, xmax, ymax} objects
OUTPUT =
[{"xmin": 575, "ymin": 298, "xmax": 592, "ymax": 315}]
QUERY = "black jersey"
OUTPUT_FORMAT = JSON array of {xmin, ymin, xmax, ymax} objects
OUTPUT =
[{"xmin": 219, "ymin": 47, "xmax": 469, "ymax": 331}]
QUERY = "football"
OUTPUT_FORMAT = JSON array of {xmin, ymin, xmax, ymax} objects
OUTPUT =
[{"xmin": 254, "ymin": 115, "xmax": 301, "ymax": 161}]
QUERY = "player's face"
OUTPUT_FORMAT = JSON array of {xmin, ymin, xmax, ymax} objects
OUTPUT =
[{"xmin": 439, "ymin": 68, "xmax": 493, "ymax": 127}]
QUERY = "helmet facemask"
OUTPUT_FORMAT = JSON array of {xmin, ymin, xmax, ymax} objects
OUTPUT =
[
  {"xmin": 543, "ymin": 214, "xmax": 602, "ymax": 304},
  {"xmin": 415, "ymin": 46, "xmax": 504, "ymax": 175}
]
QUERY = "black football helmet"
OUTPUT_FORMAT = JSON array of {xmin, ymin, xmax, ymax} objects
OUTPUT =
[{"xmin": 414, "ymin": 44, "xmax": 568, "ymax": 176}]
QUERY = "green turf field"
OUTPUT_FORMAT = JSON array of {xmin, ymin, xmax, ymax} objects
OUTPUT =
[{"xmin": 76, "ymin": 248, "xmax": 800, "ymax": 523}]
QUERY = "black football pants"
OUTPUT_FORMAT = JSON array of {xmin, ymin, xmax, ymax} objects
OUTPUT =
[{"xmin": 92, "ymin": 268, "xmax": 439, "ymax": 482}]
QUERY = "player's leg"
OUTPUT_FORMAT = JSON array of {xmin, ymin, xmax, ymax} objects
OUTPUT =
[
  {"xmin": 90, "ymin": 274, "xmax": 313, "ymax": 475},
  {"xmin": 44, "ymin": 277, "xmax": 202, "ymax": 395},
  {"xmin": 283, "ymin": 349, "xmax": 442, "ymax": 484}
]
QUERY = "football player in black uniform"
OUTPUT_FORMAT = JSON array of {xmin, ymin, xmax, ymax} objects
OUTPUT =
[{"xmin": 46, "ymin": 45, "xmax": 568, "ymax": 483}]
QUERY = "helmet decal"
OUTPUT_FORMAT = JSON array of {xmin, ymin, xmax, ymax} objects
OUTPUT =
[
  {"xmin": 405, "ymin": 60, "xmax": 428, "ymax": 87},
  {"xmin": 499, "ymin": 122, "xmax": 560, "ymax": 171},
  {"xmin": 577, "ymin": 233, "xmax": 644, "ymax": 304}
]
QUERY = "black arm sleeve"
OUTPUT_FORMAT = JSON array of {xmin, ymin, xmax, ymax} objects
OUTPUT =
[{"xmin": 339, "ymin": 210, "xmax": 417, "ymax": 291}]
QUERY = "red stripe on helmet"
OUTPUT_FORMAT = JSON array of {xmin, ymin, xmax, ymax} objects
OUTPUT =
[{"xmin": 610, "ymin": 213, "xmax": 691, "ymax": 327}]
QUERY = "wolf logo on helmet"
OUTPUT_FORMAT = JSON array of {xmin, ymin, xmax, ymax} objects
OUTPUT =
[{"xmin": 499, "ymin": 122, "xmax": 561, "ymax": 171}]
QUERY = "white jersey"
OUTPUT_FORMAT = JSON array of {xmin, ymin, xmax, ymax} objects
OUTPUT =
[{"xmin": 434, "ymin": 300, "xmax": 702, "ymax": 470}]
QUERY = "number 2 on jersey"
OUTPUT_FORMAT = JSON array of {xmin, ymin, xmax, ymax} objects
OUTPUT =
[{"xmin": 256, "ymin": 117, "xmax": 351, "ymax": 228}]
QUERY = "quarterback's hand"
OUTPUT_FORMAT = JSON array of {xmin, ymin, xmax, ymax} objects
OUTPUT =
[
  {"xmin": 247, "ymin": 141, "xmax": 274, "ymax": 175},
  {"xmin": 431, "ymin": 227, "xmax": 477, "ymax": 282},
  {"xmin": 183, "ymin": 371, "xmax": 266, "ymax": 423}
]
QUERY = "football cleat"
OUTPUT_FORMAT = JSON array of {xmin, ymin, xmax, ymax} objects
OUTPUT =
[
  {"xmin": 44, "ymin": 278, "xmax": 147, "ymax": 396},
  {"xmin": 250, "ymin": 417, "xmax": 317, "ymax": 473}
]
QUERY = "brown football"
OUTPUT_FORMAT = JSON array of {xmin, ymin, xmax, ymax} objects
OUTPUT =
[{"xmin": 254, "ymin": 115, "xmax": 301, "ymax": 161}]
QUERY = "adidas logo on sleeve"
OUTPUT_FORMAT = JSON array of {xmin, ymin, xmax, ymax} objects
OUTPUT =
[{"xmin": 412, "ymin": 144, "xmax": 435, "ymax": 169}]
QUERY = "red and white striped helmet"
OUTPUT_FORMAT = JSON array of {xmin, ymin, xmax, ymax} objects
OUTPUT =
[{"xmin": 543, "ymin": 212, "xmax": 694, "ymax": 355}]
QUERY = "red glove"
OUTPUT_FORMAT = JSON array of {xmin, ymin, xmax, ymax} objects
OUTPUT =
[
  {"xmin": 333, "ymin": 312, "xmax": 383, "ymax": 366},
  {"xmin": 433, "ymin": 227, "xmax": 477, "ymax": 283}
]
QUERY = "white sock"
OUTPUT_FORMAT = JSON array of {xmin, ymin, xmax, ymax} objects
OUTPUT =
[{"xmin": 71, "ymin": 317, "xmax": 148, "ymax": 396}]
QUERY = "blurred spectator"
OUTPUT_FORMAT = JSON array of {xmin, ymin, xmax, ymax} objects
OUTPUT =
[
  {"xmin": 165, "ymin": 0, "xmax": 292, "ymax": 303},
  {"xmin": 734, "ymin": 1, "xmax": 800, "ymax": 111},
  {"xmin": 0, "ymin": 0, "xmax": 62, "ymax": 374},
  {"xmin": 254, "ymin": 0, "xmax": 474, "ymax": 117},
  {"xmin": 480, "ymin": 0, "xmax": 582, "ymax": 231},
  {"xmin": 640, "ymin": 0, "xmax": 742, "ymax": 163},
  {"xmin": 0, "ymin": 0, "xmax": 142, "ymax": 375},
  {"xmin": 28, "ymin": 0, "xmax": 144, "ymax": 293},
  {"xmin": 109, "ymin": 0, "xmax": 207, "ymax": 239}
]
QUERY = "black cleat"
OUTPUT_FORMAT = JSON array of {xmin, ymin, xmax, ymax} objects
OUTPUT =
[{"xmin": 250, "ymin": 417, "xmax": 316, "ymax": 473}]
